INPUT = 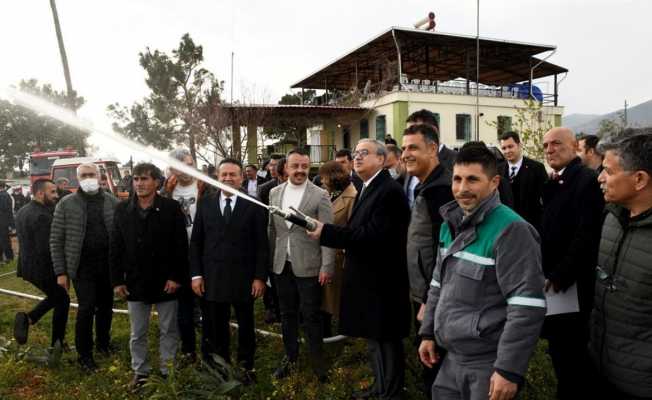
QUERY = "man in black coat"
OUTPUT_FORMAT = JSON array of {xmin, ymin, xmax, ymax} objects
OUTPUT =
[
  {"xmin": 242, "ymin": 164, "xmax": 264, "ymax": 198},
  {"xmin": 499, "ymin": 131, "xmax": 548, "ymax": 232},
  {"xmin": 541, "ymin": 127, "xmax": 605, "ymax": 400},
  {"xmin": 309, "ymin": 139, "xmax": 411, "ymax": 400},
  {"xmin": 14, "ymin": 179, "xmax": 70, "ymax": 348},
  {"xmin": 190, "ymin": 158, "xmax": 268, "ymax": 378},
  {"xmin": 0, "ymin": 181, "xmax": 15, "ymax": 265},
  {"xmin": 110, "ymin": 163, "xmax": 189, "ymax": 388}
]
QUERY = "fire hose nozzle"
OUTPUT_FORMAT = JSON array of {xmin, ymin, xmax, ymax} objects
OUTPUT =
[{"xmin": 268, "ymin": 206, "xmax": 319, "ymax": 232}]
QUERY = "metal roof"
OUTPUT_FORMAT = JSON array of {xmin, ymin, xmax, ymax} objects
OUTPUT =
[{"xmin": 292, "ymin": 27, "xmax": 568, "ymax": 90}]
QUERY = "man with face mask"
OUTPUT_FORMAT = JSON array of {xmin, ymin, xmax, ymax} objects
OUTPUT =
[
  {"xmin": 50, "ymin": 162, "xmax": 119, "ymax": 371},
  {"xmin": 14, "ymin": 179, "xmax": 70, "ymax": 351}
]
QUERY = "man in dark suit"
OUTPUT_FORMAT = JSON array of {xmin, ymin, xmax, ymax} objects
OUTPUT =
[
  {"xmin": 309, "ymin": 139, "xmax": 411, "ymax": 399},
  {"xmin": 258, "ymin": 158, "xmax": 286, "ymax": 207},
  {"xmin": 541, "ymin": 127, "xmax": 605, "ymax": 399},
  {"xmin": 190, "ymin": 158, "xmax": 268, "ymax": 380},
  {"xmin": 577, "ymin": 134, "xmax": 604, "ymax": 173},
  {"xmin": 499, "ymin": 131, "xmax": 548, "ymax": 232},
  {"xmin": 242, "ymin": 164, "xmax": 264, "ymax": 198},
  {"xmin": 0, "ymin": 181, "xmax": 15, "ymax": 265}
]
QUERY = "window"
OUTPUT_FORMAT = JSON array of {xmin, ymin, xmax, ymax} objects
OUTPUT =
[
  {"xmin": 360, "ymin": 119, "xmax": 369, "ymax": 139},
  {"xmin": 497, "ymin": 116, "xmax": 512, "ymax": 139},
  {"xmin": 375, "ymin": 115, "xmax": 386, "ymax": 140},
  {"xmin": 456, "ymin": 114, "xmax": 471, "ymax": 141}
]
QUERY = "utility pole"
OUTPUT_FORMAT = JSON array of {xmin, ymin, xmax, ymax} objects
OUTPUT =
[
  {"xmin": 50, "ymin": 0, "xmax": 86, "ymax": 155},
  {"xmin": 475, "ymin": 0, "xmax": 481, "ymax": 141},
  {"xmin": 623, "ymin": 99, "xmax": 628, "ymax": 128}
]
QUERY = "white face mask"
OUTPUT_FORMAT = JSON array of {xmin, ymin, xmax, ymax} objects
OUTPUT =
[{"xmin": 79, "ymin": 178, "xmax": 100, "ymax": 194}]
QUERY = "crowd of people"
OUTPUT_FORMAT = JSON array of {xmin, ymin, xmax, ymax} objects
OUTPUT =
[{"xmin": 4, "ymin": 108, "xmax": 652, "ymax": 400}]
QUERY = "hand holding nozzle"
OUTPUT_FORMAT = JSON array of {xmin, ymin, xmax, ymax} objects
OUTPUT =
[{"xmin": 268, "ymin": 206, "xmax": 319, "ymax": 232}]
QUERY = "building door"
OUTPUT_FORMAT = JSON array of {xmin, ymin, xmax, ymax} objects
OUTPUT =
[{"xmin": 342, "ymin": 126, "xmax": 351, "ymax": 149}]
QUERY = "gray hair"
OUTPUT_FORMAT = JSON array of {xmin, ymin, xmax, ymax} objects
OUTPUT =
[
  {"xmin": 169, "ymin": 148, "xmax": 193, "ymax": 163},
  {"xmin": 357, "ymin": 138, "xmax": 387, "ymax": 160},
  {"xmin": 76, "ymin": 162, "xmax": 99, "ymax": 178},
  {"xmin": 598, "ymin": 129, "xmax": 652, "ymax": 174}
]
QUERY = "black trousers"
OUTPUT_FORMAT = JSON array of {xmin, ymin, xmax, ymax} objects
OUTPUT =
[
  {"xmin": 28, "ymin": 278, "xmax": 70, "ymax": 346},
  {"xmin": 0, "ymin": 228, "xmax": 13, "ymax": 261},
  {"xmin": 543, "ymin": 312, "xmax": 591, "ymax": 400},
  {"xmin": 274, "ymin": 262, "xmax": 324, "ymax": 372},
  {"xmin": 72, "ymin": 276, "xmax": 113, "ymax": 358},
  {"xmin": 201, "ymin": 300, "xmax": 255, "ymax": 370},
  {"xmin": 263, "ymin": 274, "xmax": 281, "ymax": 319},
  {"xmin": 176, "ymin": 285, "xmax": 197, "ymax": 355},
  {"xmin": 367, "ymin": 338, "xmax": 405, "ymax": 400},
  {"xmin": 412, "ymin": 301, "xmax": 441, "ymax": 396}
]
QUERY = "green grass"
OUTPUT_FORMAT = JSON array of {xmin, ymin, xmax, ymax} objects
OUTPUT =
[{"xmin": 0, "ymin": 260, "xmax": 556, "ymax": 399}]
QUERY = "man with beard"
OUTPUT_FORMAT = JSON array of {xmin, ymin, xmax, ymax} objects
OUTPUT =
[
  {"xmin": 14, "ymin": 179, "xmax": 70, "ymax": 350},
  {"xmin": 268, "ymin": 149, "xmax": 334, "ymax": 381}
]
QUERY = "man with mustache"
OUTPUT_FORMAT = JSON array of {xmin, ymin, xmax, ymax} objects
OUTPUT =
[
  {"xmin": 268, "ymin": 149, "xmax": 334, "ymax": 382},
  {"xmin": 540, "ymin": 127, "xmax": 605, "ymax": 399},
  {"xmin": 588, "ymin": 130, "xmax": 652, "ymax": 399},
  {"xmin": 401, "ymin": 123, "xmax": 454, "ymax": 396},
  {"xmin": 417, "ymin": 142, "xmax": 546, "ymax": 400}
]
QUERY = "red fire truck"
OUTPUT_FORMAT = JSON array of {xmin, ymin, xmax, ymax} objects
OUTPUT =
[{"xmin": 29, "ymin": 149, "xmax": 78, "ymax": 184}]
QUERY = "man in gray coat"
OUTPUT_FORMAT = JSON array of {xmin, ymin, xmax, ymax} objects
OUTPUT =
[
  {"xmin": 418, "ymin": 143, "xmax": 546, "ymax": 400},
  {"xmin": 268, "ymin": 149, "xmax": 335, "ymax": 381},
  {"xmin": 50, "ymin": 162, "xmax": 119, "ymax": 371}
]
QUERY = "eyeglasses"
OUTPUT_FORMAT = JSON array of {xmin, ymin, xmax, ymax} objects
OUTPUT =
[{"xmin": 352, "ymin": 149, "xmax": 371, "ymax": 159}]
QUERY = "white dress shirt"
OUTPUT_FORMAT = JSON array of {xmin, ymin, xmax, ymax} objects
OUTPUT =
[
  {"xmin": 246, "ymin": 179, "xmax": 258, "ymax": 198},
  {"xmin": 507, "ymin": 157, "xmax": 524, "ymax": 178},
  {"xmin": 281, "ymin": 180, "xmax": 307, "ymax": 257}
]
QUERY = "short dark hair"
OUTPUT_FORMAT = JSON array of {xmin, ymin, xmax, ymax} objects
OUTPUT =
[
  {"xmin": 245, "ymin": 164, "xmax": 258, "ymax": 171},
  {"xmin": 269, "ymin": 154, "xmax": 284, "ymax": 160},
  {"xmin": 406, "ymin": 109, "xmax": 440, "ymax": 130},
  {"xmin": 133, "ymin": 163, "xmax": 163, "ymax": 181},
  {"xmin": 598, "ymin": 131, "xmax": 652, "ymax": 175},
  {"xmin": 579, "ymin": 134, "xmax": 600, "ymax": 154},
  {"xmin": 404, "ymin": 123, "xmax": 440, "ymax": 145},
  {"xmin": 335, "ymin": 149, "xmax": 353, "ymax": 161},
  {"xmin": 500, "ymin": 131, "xmax": 521, "ymax": 144},
  {"xmin": 219, "ymin": 158, "xmax": 243, "ymax": 171},
  {"xmin": 386, "ymin": 144, "xmax": 402, "ymax": 159},
  {"xmin": 32, "ymin": 178, "xmax": 54, "ymax": 195},
  {"xmin": 455, "ymin": 141, "xmax": 498, "ymax": 177},
  {"xmin": 276, "ymin": 158, "xmax": 287, "ymax": 176},
  {"xmin": 287, "ymin": 148, "xmax": 310, "ymax": 159}
]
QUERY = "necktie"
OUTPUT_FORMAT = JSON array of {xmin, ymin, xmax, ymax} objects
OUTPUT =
[
  {"xmin": 551, "ymin": 171, "xmax": 561, "ymax": 181},
  {"xmin": 224, "ymin": 197, "xmax": 232, "ymax": 223},
  {"xmin": 509, "ymin": 166, "xmax": 517, "ymax": 179}
]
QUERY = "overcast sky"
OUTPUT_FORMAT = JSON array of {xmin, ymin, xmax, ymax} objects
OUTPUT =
[{"xmin": 1, "ymin": 0, "xmax": 650, "ymax": 161}]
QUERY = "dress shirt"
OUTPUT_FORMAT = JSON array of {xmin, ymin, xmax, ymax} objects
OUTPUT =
[{"xmin": 508, "ymin": 157, "xmax": 524, "ymax": 179}]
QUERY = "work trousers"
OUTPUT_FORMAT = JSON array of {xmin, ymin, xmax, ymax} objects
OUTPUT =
[
  {"xmin": 176, "ymin": 285, "xmax": 197, "ymax": 355},
  {"xmin": 128, "ymin": 300, "xmax": 179, "ymax": 376},
  {"xmin": 367, "ymin": 338, "xmax": 405, "ymax": 400},
  {"xmin": 274, "ymin": 262, "xmax": 325, "ymax": 373},
  {"xmin": 201, "ymin": 300, "xmax": 256, "ymax": 370},
  {"xmin": 28, "ymin": 278, "xmax": 70, "ymax": 346},
  {"xmin": 431, "ymin": 355, "xmax": 494, "ymax": 400},
  {"xmin": 72, "ymin": 276, "xmax": 113, "ymax": 358}
]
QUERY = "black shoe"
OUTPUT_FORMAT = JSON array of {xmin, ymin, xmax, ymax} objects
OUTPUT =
[
  {"xmin": 13, "ymin": 312, "xmax": 29, "ymax": 345},
  {"xmin": 272, "ymin": 357, "xmax": 296, "ymax": 380},
  {"xmin": 129, "ymin": 374, "xmax": 148, "ymax": 392},
  {"xmin": 78, "ymin": 356, "xmax": 98, "ymax": 372},
  {"xmin": 264, "ymin": 309, "xmax": 277, "ymax": 324},
  {"xmin": 96, "ymin": 343, "xmax": 117, "ymax": 356}
]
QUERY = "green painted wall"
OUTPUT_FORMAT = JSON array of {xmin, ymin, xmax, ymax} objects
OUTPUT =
[{"xmin": 392, "ymin": 101, "xmax": 409, "ymax": 144}]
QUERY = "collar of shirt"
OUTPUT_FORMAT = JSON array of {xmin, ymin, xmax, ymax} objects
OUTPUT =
[
  {"xmin": 363, "ymin": 168, "xmax": 383, "ymax": 188},
  {"xmin": 219, "ymin": 192, "xmax": 237, "ymax": 213},
  {"xmin": 439, "ymin": 143, "xmax": 445, "ymax": 152},
  {"xmin": 508, "ymin": 157, "xmax": 524, "ymax": 175}
]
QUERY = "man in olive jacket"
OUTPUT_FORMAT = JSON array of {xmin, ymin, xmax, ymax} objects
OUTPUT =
[{"xmin": 589, "ymin": 131, "xmax": 652, "ymax": 398}]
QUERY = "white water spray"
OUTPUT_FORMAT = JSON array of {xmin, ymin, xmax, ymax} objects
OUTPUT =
[{"xmin": 3, "ymin": 87, "xmax": 268, "ymax": 209}]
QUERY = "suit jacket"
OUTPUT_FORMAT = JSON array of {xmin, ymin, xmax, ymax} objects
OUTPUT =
[
  {"xmin": 322, "ymin": 183, "xmax": 357, "ymax": 317},
  {"xmin": 541, "ymin": 157, "xmax": 605, "ymax": 314},
  {"xmin": 438, "ymin": 145, "xmax": 457, "ymax": 171},
  {"xmin": 241, "ymin": 176, "xmax": 265, "ymax": 196},
  {"xmin": 257, "ymin": 178, "xmax": 279, "ymax": 206},
  {"xmin": 268, "ymin": 181, "xmax": 335, "ymax": 277},
  {"xmin": 320, "ymin": 169, "xmax": 411, "ymax": 340},
  {"xmin": 502, "ymin": 156, "xmax": 548, "ymax": 232},
  {"xmin": 110, "ymin": 195, "xmax": 189, "ymax": 304},
  {"xmin": 190, "ymin": 191, "xmax": 268, "ymax": 303}
]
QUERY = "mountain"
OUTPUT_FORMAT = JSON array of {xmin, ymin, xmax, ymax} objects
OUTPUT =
[{"xmin": 564, "ymin": 99, "xmax": 652, "ymax": 134}]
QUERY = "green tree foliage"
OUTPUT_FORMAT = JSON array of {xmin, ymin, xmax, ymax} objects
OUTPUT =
[
  {"xmin": 263, "ymin": 90, "xmax": 317, "ymax": 145},
  {"xmin": 596, "ymin": 111, "xmax": 626, "ymax": 138},
  {"xmin": 108, "ymin": 34, "xmax": 225, "ymax": 163},
  {"xmin": 0, "ymin": 79, "xmax": 87, "ymax": 177}
]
